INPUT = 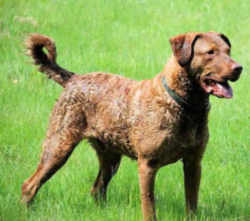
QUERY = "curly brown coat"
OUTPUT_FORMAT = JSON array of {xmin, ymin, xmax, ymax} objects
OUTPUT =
[{"xmin": 22, "ymin": 32, "xmax": 242, "ymax": 221}]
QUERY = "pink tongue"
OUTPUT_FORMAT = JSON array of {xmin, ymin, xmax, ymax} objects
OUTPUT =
[{"xmin": 213, "ymin": 82, "xmax": 233, "ymax": 98}]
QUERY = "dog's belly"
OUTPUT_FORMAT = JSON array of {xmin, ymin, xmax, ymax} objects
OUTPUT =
[
  {"xmin": 85, "ymin": 115, "xmax": 207, "ymax": 164},
  {"xmin": 86, "ymin": 120, "xmax": 137, "ymax": 158}
]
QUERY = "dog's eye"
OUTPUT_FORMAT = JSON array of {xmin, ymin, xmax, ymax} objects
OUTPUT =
[{"xmin": 207, "ymin": 50, "xmax": 215, "ymax": 55}]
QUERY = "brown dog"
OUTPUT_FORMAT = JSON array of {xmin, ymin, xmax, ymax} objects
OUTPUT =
[{"xmin": 21, "ymin": 32, "xmax": 242, "ymax": 221}]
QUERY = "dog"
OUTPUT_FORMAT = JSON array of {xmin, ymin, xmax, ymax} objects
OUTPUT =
[{"xmin": 21, "ymin": 32, "xmax": 242, "ymax": 221}]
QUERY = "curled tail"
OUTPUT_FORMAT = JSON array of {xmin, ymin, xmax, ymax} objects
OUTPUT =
[{"xmin": 26, "ymin": 33, "xmax": 74, "ymax": 87}]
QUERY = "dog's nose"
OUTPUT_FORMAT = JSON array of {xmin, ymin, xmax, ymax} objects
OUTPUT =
[{"xmin": 232, "ymin": 64, "xmax": 243, "ymax": 76}]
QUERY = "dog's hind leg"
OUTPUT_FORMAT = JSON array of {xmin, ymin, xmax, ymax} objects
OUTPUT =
[
  {"xmin": 89, "ymin": 139, "xmax": 122, "ymax": 202},
  {"xmin": 21, "ymin": 98, "xmax": 86, "ymax": 205}
]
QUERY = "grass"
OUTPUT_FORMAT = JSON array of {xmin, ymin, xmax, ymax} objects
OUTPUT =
[{"xmin": 0, "ymin": 0, "xmax": 249, "ymax": 220}]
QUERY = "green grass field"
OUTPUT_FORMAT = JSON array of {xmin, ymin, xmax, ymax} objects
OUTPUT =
[{"xmin": 0, "ymin": 0, "xmax": 249, "ymax": 220}]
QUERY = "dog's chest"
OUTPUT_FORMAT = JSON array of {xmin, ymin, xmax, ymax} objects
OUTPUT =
[
  {"xmin": 158, "ymin": 114, "xmax": 208, "ymax": 164},
  {"xmin": 177, "ymin": 116, "xmax": 205, "ymax": 147},
  {"xmin": 129, "ymin": 106, "xmax": 207, "ymax": 164}
]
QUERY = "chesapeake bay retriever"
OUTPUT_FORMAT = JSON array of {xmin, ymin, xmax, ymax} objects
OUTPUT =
[{"xmin": 21, "ymin": 32, "xmax": 242, "ymax": 221}]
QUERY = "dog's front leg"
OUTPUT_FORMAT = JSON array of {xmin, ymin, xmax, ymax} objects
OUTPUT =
[
  {"xmin": 183, "ymin": 156, "xmax": 202, "ymax": 215},
  {"xmin": 138, "ymin": 158, "xmax": 158, "ymax": 221}
]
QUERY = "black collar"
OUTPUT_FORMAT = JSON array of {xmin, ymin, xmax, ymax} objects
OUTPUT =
[{"xmin": 161, "ymin": 77, "xmax": 210, "ymax": 113}]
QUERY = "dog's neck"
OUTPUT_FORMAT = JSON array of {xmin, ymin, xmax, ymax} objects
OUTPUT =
[{"xmin": 160, "ymin": 56, "xmax": 209, "ymax": 110}]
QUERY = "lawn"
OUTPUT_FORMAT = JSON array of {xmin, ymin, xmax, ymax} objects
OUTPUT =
[{"xmin": 0, "ymin": 0, "xmax": 249, "ymax": 220}]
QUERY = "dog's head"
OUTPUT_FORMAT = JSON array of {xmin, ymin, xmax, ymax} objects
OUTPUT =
[{"xmin": 170, "ymin": 32, "xmax": 242, "ymax": 98}]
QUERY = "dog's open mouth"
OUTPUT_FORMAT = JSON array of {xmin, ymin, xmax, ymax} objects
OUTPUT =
[{"xmin": 202, "ymin": 78, "xmax": 233, "ymax": 99}]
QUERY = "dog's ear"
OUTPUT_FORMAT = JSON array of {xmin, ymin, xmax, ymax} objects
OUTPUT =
[
  {"xmin": 169, "ymin": 33, "xmax": 201, "ymax": 67},
  {"xmin": 219, "ymin": 33, "xmax": 231, "ymax": 48}
]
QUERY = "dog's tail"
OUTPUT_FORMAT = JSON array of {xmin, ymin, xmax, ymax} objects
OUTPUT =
[{"xmin": 25, "ymin": 33, "xmax": 74, "ymax": 87}]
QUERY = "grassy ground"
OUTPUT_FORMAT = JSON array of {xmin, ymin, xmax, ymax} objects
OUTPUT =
[{"xmin": 0, "ymin": 0, "xmax": 249, "ymax": 220}]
